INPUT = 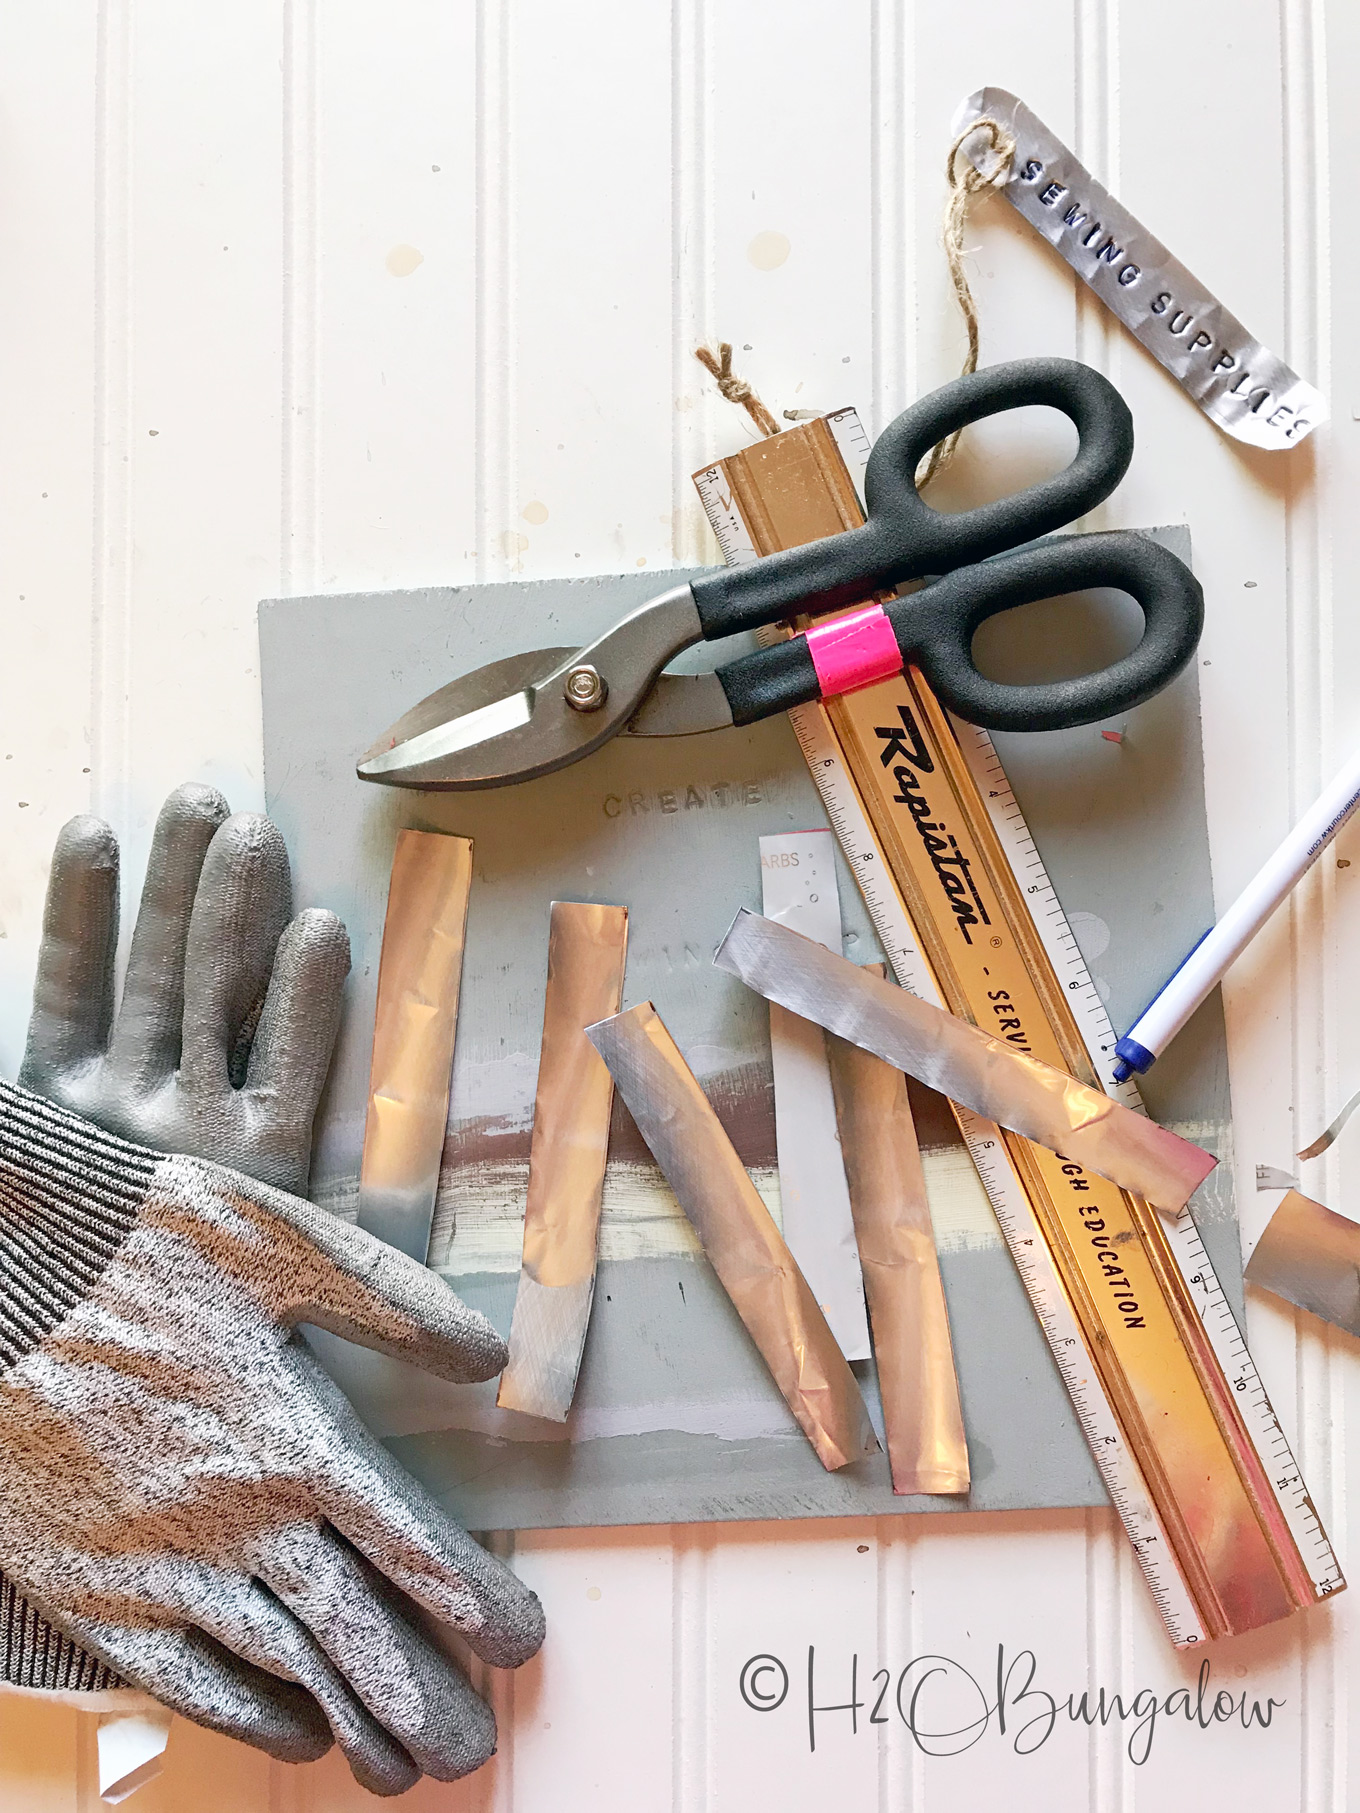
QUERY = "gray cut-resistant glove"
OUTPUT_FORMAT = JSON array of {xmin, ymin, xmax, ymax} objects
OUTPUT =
[
  {"xmin": 6, "ymin": 783, "xmax": 355, "ymax": 1713},
  {"xmin": 0, "ymin": 1080, "xmax": 545, "ymax": 1795},
  {"xmin": 20, "ymin": 782, "xmax": 350, "ymax": 1196}
]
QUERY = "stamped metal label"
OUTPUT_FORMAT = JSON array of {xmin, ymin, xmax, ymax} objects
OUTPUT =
[{"xmin": 953, "ymin": 87, "xmax": 1326, "ymax": 451}]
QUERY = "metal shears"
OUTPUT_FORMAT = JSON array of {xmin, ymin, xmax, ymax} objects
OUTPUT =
[{"xmin": 357, "ymin": 359, "xmax": 1203, "ymax": 793}]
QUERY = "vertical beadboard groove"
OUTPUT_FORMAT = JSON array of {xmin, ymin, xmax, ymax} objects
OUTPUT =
[
  {"xmin": 875, "ymin": 1520, "xmax": 891, "ymax": 1813},
  {"xmin": 875, "ymin": 1518, "xmax": 917, "ymax": 1813},
  {"xmin": 1082, "ymin": 1507, "xmax": 1127, "ymax": 1813},
  {"xmin": 1072, "ymin": 9, "xmax": 1123, "ymax": 1806},
  {"xmin": 1074, "ymin": 9, "xmax": 1130, "ymax": 1809},
  {"xmin": 268, "ymin": 1719, "xmax": 303, "ymax": 1812},
  {"xmin": 1072, "ymin": 0, "xmax": 1119, "ymax": 518},
  {"xmin": 75, "ymin": 1704, "xmax": 97, "ymax": 1813},
  {"xmin": 86, "ymin": 64, "xmax": 135, "ymax": 1809},
  {"xmin": 671, "ymin": 1524, "xmax": 710, "ymax": 1813},
  {"xmin": 671, "ymin": 0, "xmax": 713, "ymax": 567},
  {"xmin": 281, "ymin": 0, "xmax": 320, "ymax": 599},
  {"xmin": 670, "ymin": 7, "xmax": 713, "ymax": 1802},
  {"xmin": 1281, "ymin": 1, "xmax": 1341, "ymax": 1806},
  {"xmin": 277, "ymin": 30, "xmax": 321, "ymax": 1811},
  {"xmin": 270, "ymin": 11, "xmax": 319, "ymax": 1780},
  {"xmin": 483, "ymin": 1529, "xmax": 518, "ymax": 1813},
  {"xmin": 1281, "ymin": 0, "xmax": 1328, "ymax": 1252},
  {"xmin": 869, "ymin": 0, "xmax": 910, "ymax": 436},
  {"xmin": 474, "ymin": 0, "xmax": 513, "ymax": 585},
  {"xmin": 90, "ymin": 0, "xmax": 133, "ymax": 830},
  {"xmin": 869, "ymin": 24, "xmax": 915, "ymax": 1804}
]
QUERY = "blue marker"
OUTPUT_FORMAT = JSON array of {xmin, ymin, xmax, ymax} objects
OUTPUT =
[{"xmin": 1113, "ymin": 747, "xmax": 1360, "ymax": 1081}]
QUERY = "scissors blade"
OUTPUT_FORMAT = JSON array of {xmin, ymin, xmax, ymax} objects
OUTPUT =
[
  {"xmin": 622, "ymin": 673, "xmax": 733, "ymax": 738},
  {"xmin": 357, "ymin": 648, "xmax": 574, "ymax": 785},
  {"xmin": 357, "ymin": 582, "xmax": 704, "ymax": 790}
]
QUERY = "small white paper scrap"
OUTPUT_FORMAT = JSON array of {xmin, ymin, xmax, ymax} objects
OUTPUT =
[
  {"xmin": 98, "ymin": 1708, "xmax": 173, "ymax": 1804},
  {"xmin": 760, "ymin": 830, "xmax": 871, "ymax": 1361}
]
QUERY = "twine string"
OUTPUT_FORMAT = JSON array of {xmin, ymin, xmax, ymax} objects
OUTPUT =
[
  {"xmin": 693, "ymin": 115, "xmax": 1016, "ymax": 488},
  {"xmin": 914, "ymin": 115, "xmax": 1016, "ymax": 488}
]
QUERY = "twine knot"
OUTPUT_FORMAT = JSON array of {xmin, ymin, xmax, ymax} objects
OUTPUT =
[
  {"xmin": 693, "ymin": 116, "xmax": 1016, "ymax": 487},
  {"xmin": 693, "ymin": 343, "xmax": 781, "ymax": 439}
]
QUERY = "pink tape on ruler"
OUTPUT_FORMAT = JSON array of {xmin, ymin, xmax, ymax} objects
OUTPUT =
[{"xmin": 805, "ymin": 604, "xmax": 902, "ymax": 699}]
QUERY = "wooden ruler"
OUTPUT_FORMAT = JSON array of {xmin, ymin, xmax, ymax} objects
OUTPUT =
[{"xmin": 693, "ymin": 414, "xmax": 1343, "ymax": 1645}]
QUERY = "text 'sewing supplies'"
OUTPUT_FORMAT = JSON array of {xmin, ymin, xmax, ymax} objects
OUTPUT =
[{"xmin": 953, "ymin": 88, "xmax": 1326, "ymax": 450}]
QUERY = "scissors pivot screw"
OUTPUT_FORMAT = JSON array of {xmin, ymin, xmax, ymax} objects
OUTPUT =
[{"xmin": 564, "ymin": 664, "xmax": 608, "ymax": 712}]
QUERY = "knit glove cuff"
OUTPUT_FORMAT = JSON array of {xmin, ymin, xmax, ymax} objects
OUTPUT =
[
  {"xmin": 0, "ymin": 1079, "xmax": 155, "ymax": 1371},
  {"xmin": 0, "ymin": 1081, "xmax": 150, "ymax": 1691}
]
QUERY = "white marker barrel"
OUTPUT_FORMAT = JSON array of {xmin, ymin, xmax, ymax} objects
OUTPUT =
[{"xmin": 1124, "ymin": 745, "xmax": 1360, "ymax": 1063}]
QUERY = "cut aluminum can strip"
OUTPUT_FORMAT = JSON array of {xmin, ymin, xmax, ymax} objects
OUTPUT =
[
  {"xmin": 767, "ymin": 1002, "xmax": 870, "ymax": 1358},
  {"xmin": 498, "ymin": 901, "xmax": 629, "ymax": 1421},
  {"xmin": 1245, "ymin": 1190, "xmax": 1360, "ymax": 1337},
  {"xmin": 356, "ymin": 829, "xmax": 473, "ymax": 1262},
  {"xmin": 952, "ymin": 87, "xmax": 1326, "ymax": 451},
  {"xmin": 826, "ymin": 968, "xmax": 970, "ymax": 1498},
  {"xmin": 1297, "ymin": 1085, "xmax": 1360, "ymax": 1161},
  {"xmin": 714, "ymin": 909, "xmax": 1217, "ymax": 1214},
  {"xmin": 760, "ymin": 830, "xmax": 870, "ymax": 1361},
  {"xmin": 586, "ymin": 1001, "xmax": 878, "ymax": 1472}
]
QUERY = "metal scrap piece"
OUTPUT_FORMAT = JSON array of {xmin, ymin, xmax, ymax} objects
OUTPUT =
[
  {"xmin": 356, "ymin": 829, "xmax": 473, "ymax": 1262},
  {"xmin": 1246, "ymin": 1190, "xmax": 1360, "ymax": 1336},
  {"xmin": 713, "ymin": 908, "xmax": 1216, "ymax": 1213},
  {"xmin": 498, "ymin": 901, "xmax": 629, "ymax": 1420},
  {"xmin": 586, "ymin": 1001, "xmax": 878, "ymax": 1472},
  {"xmin": 826, "ymin": 973, "xmax": 970, "ymax": 1496}
]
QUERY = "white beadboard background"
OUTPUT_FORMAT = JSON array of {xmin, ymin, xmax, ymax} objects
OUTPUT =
[{"xmin": 1, "ymin": 2, "xmax": 1358, "ymax": 1807}]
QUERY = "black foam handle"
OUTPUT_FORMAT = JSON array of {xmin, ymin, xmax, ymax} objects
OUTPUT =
[
  {"xmin": 891, "ymin": 531, "xmax": 1204, "ymax": 732},
  {"xmin": 714, "ymin": 531, "xmax": 1204, "ymax": 734},
  {"xmin": 718, "ymin": 636, "xmax": 820, "ymax": 727},
  {"xmin": 690, "ymin": 358, "xmax": 1134, "ymax": 642}
]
